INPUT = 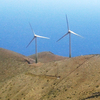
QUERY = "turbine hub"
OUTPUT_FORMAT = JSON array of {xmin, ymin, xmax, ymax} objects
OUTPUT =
[{"xmin": 68, "ymin": 30, "xmax": 71, "ymax": 33}]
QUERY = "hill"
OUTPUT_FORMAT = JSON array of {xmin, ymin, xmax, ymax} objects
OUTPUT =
[
  {"xmin": 0, "ymin": 48, "xmax": 100, "ymax": 100},
  {"xmin": 29, "ymin": 51, "xmax": 68, "ymax": 63},
  {"xmin": 0, "ymin": 48, "xmax": 34, "ymax": 82}
]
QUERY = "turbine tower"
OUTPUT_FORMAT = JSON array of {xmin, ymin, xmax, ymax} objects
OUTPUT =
[
  {"xmin": 26, "ymin": 23, "xmax": 49, "ymax": 63},
  {"xmin": 57, "ymin": 15, "xmax": 83, "ymax": 58}
]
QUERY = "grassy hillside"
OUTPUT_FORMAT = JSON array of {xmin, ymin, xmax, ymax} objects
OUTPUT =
[
  {"xmin": 0, "ymin": 48, "xmax": 100, "ymax": 100},
  {"xmin": 0, "ymin": 48, "xmax": 34, "ymax": 82}
]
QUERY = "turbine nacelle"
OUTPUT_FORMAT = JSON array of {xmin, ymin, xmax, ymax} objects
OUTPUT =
[
  {"xmin": 26, "ymin": 23, "xmax": 50, "ymax": 63},
  {"xmin": 35, "ymin": 34, "xmax": 50, "ymax": 39},
  {"xmin": 29, "ymin": 23, "xmax": 49, "ymax": 39},
  {"xmin": 26, "ymin": 23, "xmax": 50, "ymax": 48},
  {"xmin": 68, "ymin": 30, "xmax": 83, "ymax": 38},
  {"xmin": 57, "ymin": 15, "xmax": 83, "ymax": 58},
  {"xmin": 68, "ymin": 30, "xmax": 73, "ymax": 33}
]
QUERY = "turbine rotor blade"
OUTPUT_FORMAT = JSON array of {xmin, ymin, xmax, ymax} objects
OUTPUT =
[
  {"xmin": 35, "ymin": 34, "xmax": 50, "ymax": 39},
  {"xmin": 70, "ymin": 30, "xmax": 83, "ymax": 38},
  {"xmin": 57, "ymin": 32, "xmax": 69, "ymax": 42},
  {"xmin": 29, "ymin": 22, "xmax": 35, "ymax": 35},
  {"xmin": 26, "ymin": 37, "xmax": 35, "ymax": 48},
  {"xmin": 66, "ymin": 14, "xmax": 69, "ymax": 30}
]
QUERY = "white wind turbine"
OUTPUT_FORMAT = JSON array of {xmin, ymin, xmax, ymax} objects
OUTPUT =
[
  {"xmin": 26, "ymin": 23, "xmax": 49, "ymax": 63},
  {"xmin": 57, "ymin": 15, "xmax": 83, "ymax": 58}
]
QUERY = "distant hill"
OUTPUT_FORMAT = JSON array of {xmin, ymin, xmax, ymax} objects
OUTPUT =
[
  {"xmin": 0, "ymin": 48, "xmax": 100, "ymax": 100},
  {"xmin": 29, "ymin": 51, "xmax": 68, "ymax": 63}
]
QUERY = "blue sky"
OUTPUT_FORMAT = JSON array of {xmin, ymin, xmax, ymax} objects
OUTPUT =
[{"xmin": 0, "ymin": 0, "xmax": 100, "ymax": 57}]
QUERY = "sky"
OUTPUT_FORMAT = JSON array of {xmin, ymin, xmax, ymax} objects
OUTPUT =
[{"xmin": 0, "ymin": 0, "xmax": 100, "ymax": 57}]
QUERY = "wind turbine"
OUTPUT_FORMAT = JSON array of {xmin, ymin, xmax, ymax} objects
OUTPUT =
[
  {"xmin": 57, "ymin": 15, "xmax": 83, "ymax": 58},
  {"xmin": 26, "ymin": 23, "xmax": 49, "ymax": 63}
]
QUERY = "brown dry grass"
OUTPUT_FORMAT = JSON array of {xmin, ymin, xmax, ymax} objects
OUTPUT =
[
  {"xmin": 0, "ymin": 48, "xmax": 100, "ymax": 100},
  {"xmin": 29, "ymin": 51, "xmax": 68, "ymax": 63}
]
